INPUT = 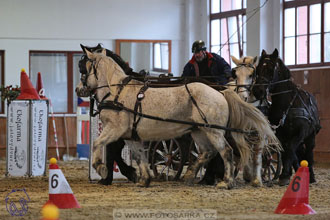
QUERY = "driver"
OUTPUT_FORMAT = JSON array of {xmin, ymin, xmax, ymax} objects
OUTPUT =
[{"xmin": 182, "ymin": 40, "xmax": 233, "ymax": 84}]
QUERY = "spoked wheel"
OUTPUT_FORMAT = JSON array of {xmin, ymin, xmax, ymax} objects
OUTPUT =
[
  {"xmin": 188, "ymin": 140, "xmax": 240, "ymax": 182},
  {"xmin": 188, "ymin": 140, "xmax": 206, "ymax": 181},
  {"xmin": 151, "ymin": 139, "xmax": 184, "ymax": 181},
  {"xmin": 261, "ymin": 150, "xmax": 282, "ymax": 186}
]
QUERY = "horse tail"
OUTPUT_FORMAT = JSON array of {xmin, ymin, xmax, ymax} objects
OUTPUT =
[{"xmin": 222, "ymin": 89, "xmax": 281, "ymax": 166}]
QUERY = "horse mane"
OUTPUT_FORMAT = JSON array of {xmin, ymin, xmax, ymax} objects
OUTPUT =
[
  {"xmin": 241, "ymin": 56, "xmax": 256, "ymax": 64},
  {"xmin": 276, "ymin": 58, "xmax": 291, "ymax": 79},
  {"xmin": 85, "ymin": 44, "xmax": 133, "ymax": 75}
]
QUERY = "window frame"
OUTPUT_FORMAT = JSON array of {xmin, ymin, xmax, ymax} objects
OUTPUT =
[
  {"xmin": 29, "ymin": 50, "xmax": 83, "ymax": 114},
  {"xmin": 0, "ymin": 51, "xmax": 4, "ymax": 114},
  {"xmin": 283, "ymin": 0, "xmax": 330, "ymax": 68},
  {"xmin": 209, "ymin": 0, "xmax": 246, "ymax": 65}
]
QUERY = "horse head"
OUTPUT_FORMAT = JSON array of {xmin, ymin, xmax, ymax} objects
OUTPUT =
[
  {"xmin": 230, "ymin": 55, "xmax": 257, "ymax": 101},
  {"xmin": 75, "ymin": 44, "xmax": 107, "ymax": 98},
  {"xmin": 252, "ymin": 48, "xmax": 280, "ymax": 100}
]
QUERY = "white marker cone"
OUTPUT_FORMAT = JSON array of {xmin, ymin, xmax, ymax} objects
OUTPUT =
[{"xmin": 44, "ymin": 158, "xmax": 81, "ymax": 209}]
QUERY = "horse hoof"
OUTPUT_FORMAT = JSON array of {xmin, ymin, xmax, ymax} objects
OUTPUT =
[
  {"xmin": 128, "ymin": 172, "xmax": 138, "ymax": 183},
  {"xmin": 279, "ymin": 178, "xmax": 290, "ymax": 186},
  {"xmin": 251, "ymin": 179, "xmax": 262, "ymax": 187},
  {"xmin": 98, "ymin": 178, "xmax": 112, "ymax": 186},
  {"xmin": 137, "ymin": 178, "xmax": 151, "ymax": 187},
  {"xmin": 216, "ymin": 181, "xmax": 235, "ymax": 189},
  {"xmin": 266, "ymin": 181, "xmax": 273, "ymax": 187},
  {"xmin": 96, "ymin": 164, "xmax": 108, "ymax": 179},
  {"xmin": 183, "ymin": 177, "xmax": 195, "ymax": 186}
]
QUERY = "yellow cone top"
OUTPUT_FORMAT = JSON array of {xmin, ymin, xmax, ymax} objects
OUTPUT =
[
  {"xmin": 21, "ymin": 68, "xmax": 26, "ymax": 73},
  {"xmin": 300, "ymin": 160, "xmax": 308, "ymax": 167},
  {"xmin": 42, "ymin": 203, "xmax": 59, "ymax": 219},
  {"xmin": 50, "ymin": 158, "xmax": 57, "ymax": 165}
]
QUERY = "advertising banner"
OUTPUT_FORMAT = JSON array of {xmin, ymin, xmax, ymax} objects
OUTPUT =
[
  {"xmin": 6, "ymin": 101, "xmax": 30, "ymax": 176},
  {"xmin": 30, "ymin": 100, "xmax": 48, "ymax": 176},
  {"xmin": 6, "ymin": 100, "xmax": 48, "ymax": 177}
]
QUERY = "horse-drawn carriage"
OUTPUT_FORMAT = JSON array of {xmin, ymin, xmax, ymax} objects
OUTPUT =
[
  {"xmin": 148, "ymin": 133, "xmax": 282, "ymax": 185},
  {"xmin": 76, "ymin": 44, "xmax": 283, "ymax": 189}
]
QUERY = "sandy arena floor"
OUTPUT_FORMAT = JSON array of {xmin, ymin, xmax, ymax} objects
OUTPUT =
[{"xmin": 0, "ymin": 159, "xmax": 330, "ymax": 220}]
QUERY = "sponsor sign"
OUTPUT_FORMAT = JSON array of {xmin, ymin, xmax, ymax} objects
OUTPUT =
[{"xmin": 6, "ymin": 100, "xmax": 48, "ymax": 177}]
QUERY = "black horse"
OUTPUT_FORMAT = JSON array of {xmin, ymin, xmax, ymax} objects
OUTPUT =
[
  {"xmin": 252, "ymin": 49, "xmax": 321, "ymax": 186},
  {"xmin": 79, "ymin": 44, "xmax": 138, "ymax": 185}
]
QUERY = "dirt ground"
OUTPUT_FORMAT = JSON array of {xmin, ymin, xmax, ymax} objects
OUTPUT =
[{"xmin": 0, "ymin": 159, "xmax": 330, "ymax": 220}]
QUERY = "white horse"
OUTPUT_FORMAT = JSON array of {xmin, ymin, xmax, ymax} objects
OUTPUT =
[
  {"xmin": 76, "ymin": 45, "xmax": 280, "ymax": 189},
  {"xmin": 231, "ymin": 55, "xmax": 270, "ymax": 114},
  {"xmin": 230, "ymin": 55, "xmax": 281, "ymax": 185}
]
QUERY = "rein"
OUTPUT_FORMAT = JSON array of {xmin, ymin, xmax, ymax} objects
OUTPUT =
[
  {"xmin": 80, "ymin": 54, "xmax": 254, "ymax": 137},
  {"xmin": 88, "ymin": 81, "xmax": 250, "ymax": 135},
  {"xmin": 96, "ymin": 100, "xmax": 251, "ymax": 134}
]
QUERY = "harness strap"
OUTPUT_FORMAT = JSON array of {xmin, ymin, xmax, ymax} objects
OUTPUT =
[
  {"xmin": 296, "ymin": 90, "xmax": 318, "ymax": 126},
  {"xmin": 278, "ymin": 90, "xmax": 298, "ymax": 127},
  {"xmin": 184, "ymin": 84, "xmax": 208, "ymax": 124},
  {"xmin": 131, "ymin": 83, "xmax": 149, "ymax": 140},
  {"xmin": 114, "ymin": 76, "xmax": 132, "ymax": 103},
  {"xmin": 97, "ymin": 100, "xmax": 249, "ymax": 134}
]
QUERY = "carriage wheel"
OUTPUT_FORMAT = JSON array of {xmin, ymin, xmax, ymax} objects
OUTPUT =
[
  {"xmin": 261, "ymin": 150, "xmax": 282, "ymax": 186},
  {"xmin": 188, "ymin": 140, "xmax": 240, "ymax": 181},
  {"xmin": 188, "ymin": 140, "xmax": 205, "ymax": 180},
  {"xmin": 151, "ymin": 139, "xmax": 184, "ymax": 181}
]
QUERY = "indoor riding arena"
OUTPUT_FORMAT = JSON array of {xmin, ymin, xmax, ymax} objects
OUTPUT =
[{"xmin": 1, "ymin": 1, "xmax": 330, "ymax": 220}]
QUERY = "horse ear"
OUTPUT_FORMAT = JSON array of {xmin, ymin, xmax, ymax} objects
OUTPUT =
[
  {"xmin": 272, "ymin": 48, "xmax": 279, "ymax": 59},
  {"xmin": 80, "ymin": 44, "xmax": 87, "ymax": 53},
  {"xmin": 96, "ymin": 44, "xmax": 102, "ymax": 50},
  {"xmin": 231, "ymin": 55, "xmax": 240, "ymax": 65},
  {"xmin": 261, "ymin": 49, "xmax": 267, "ymax": 56},
  {"xmin": 85, "ymin": 49, "xmax": 94, "ymax": 60}
]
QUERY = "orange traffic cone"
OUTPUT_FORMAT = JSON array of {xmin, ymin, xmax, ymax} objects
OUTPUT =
[
  {"xmin": 274, "ymin": 160, "xmax": 316, "ymax": 215},
  {"xmin": 45, "ymin": 158, "xmax": 81, "ymax": 209},
  {"xmin": 17, "ymin": 69, "xmax": 40, "ymax": 100},
  {"xmin": 36, "ymin": 72, "xmax": 47, "ymax": 100}
]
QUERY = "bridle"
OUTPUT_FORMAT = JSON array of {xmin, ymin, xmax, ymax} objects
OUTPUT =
[
  {"xmin": 79, "ymin": 55, "xmax": 109, "ymax": 94},
  {"xmin": 254, "ymin": 57, "xmax": 292, "ymax": 98},
  {"xmin": 231, "ymin": 62, "xmax": 256, "ymax": 95}
]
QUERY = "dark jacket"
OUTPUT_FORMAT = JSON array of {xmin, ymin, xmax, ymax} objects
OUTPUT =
[{"xmin": 182, "ymin": 52, "xmax": 232, "ymax": 85}]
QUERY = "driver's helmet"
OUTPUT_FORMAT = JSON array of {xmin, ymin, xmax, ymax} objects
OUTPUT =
[{"xmin": 192, "ymin": 40, "xmax": 206, "ymax": 53}]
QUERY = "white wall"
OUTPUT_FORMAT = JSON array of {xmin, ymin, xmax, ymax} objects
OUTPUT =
[
  {"xmin": 259, "ymin": 0, "xmax": 282, "ymax": 56},
  {"xmin": 0, "ymin": 0, "xmax": 186, "ymax": 86},
  {"xmin": 183, "ymin": 0, "xmax": 209, "ymax": 66},
  {"xmin": 0, "ymin": 0, "xmax": 283, "ymax": 86}
]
